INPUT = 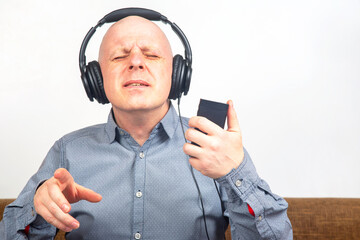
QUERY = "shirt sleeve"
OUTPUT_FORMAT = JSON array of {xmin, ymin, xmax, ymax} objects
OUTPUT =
[
  {"xmin": 216, "ymin": 148, "xmax": 293, "ymax": 240},
  {"xmin": 0, "ymin": 139, "xmax": 66, "ymax": 239}
]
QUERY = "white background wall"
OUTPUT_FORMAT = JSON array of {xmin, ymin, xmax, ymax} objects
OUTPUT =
[{"xmin": 1, "ymin": 0, "xmax": 359, "ymax": 198}]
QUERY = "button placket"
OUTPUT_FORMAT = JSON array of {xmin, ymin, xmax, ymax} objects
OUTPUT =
[{"xmin": 132, "ymin": 148, "xmax": 146, "ymax": 240}]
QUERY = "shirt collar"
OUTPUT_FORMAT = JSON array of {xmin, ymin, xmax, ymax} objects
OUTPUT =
[
  {"xmin": 104, "ymin": 109, "xmax": 118, "ymax": 143},
  {"xmin": 158, "ymin": 102, "xmax": 179, "ymax": 139},
  {"xmin": 104, "ymin": 102, "xmax": 180, "ymax": 144}
]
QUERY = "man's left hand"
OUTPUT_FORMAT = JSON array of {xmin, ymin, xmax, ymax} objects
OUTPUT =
[{"xmin": 183, "ymin": 100, "xmax": 245, "ymax": 179}]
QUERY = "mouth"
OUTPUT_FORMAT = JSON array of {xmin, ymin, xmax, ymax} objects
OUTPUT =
[{"xmin": 124, "ymin": 80, "xmax": 150, "ymax": 87}]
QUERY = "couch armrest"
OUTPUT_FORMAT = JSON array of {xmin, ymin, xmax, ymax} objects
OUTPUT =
[{"xmin": 286, "ymin": 198, "xmax": 360, "ymax": 240}]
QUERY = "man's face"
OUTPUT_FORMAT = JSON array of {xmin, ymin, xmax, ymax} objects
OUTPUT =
[{"xmin": 98, "ymin": 16, "xmax": 173, "ymax": 113}]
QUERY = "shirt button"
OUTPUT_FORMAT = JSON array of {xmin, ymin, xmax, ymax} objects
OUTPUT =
[
  {"xmin": 136, "ymin": 191, "xmax": 143, "ymax": 198},
  {"xmin": 139, "ymin": 152, "xmax": 145, "ymax": 159},
  {"xmin": 258, "ymin": 215, "xmax": 262, "ymax": 221},
  {"xmin": 235, "ymin": 179, "xmax": 242, "ymax": 187},
  {"xmin": 120, "ymin": 130, "xmax": 124, "ymax": 136},
  {"xmin": 134, "ymin": 232, "xmax": 141, "ymax": 239}
]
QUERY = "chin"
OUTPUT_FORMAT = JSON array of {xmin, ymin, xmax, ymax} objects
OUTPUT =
[{"xmin": 113, "ymin": 100, "xmax": 169, "ymax": 113}]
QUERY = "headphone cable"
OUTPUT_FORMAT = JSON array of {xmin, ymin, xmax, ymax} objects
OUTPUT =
[{"xmin": 177, "ymin": 98, "xmax": 211, "ymax": 240}]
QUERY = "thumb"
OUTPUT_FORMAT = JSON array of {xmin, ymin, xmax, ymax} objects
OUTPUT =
[{"xmin": 226, "ymin": 100, "xmax": 241, "ymax": 132}]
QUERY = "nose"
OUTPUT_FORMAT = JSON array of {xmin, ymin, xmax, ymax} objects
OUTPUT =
[{"xmin": 128, "ymin": 50, "xmax": 144, "ymax": 71}]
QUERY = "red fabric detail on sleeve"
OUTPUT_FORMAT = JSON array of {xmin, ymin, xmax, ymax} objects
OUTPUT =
[
  {"xmin": 24, "ymin": 225, "xmax": 30, "ymax": 236},
  {"xmin": 247, "ymin": 203, "xmax": 255, "ymax": 217}
]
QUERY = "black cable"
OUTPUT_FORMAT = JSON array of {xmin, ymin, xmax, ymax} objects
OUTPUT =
[
  {"xmin": 214, "ymin": 179, "xmax": 228, "ymax": 240},
  {"xmin": 177, "ymin": 98, "xmax": 211, "ymax": 240},
  {"xmin": 214, "ymin": 180, "xmax": 223, "ymax": 207}
]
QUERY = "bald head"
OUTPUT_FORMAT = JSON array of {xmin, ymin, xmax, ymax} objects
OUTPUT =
[
  {"xmin": 97, "ymin": 16, "xmax": 174, "ymax": 118},
  {"xmin": 99, "ymin": 16, "xmax": 173, "ymax": 63}
]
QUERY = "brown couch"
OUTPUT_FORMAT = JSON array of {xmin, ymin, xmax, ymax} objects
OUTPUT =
[{"xmin": 1, "ymin": 198, "xmax": 360, "ymax": 239}]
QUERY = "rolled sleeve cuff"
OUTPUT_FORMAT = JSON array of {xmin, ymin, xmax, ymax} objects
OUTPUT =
[
  {"xmin": 4, "ymin": 179, "xmax": 51, "ymax": 235},
  {"xmin": 216, "ymin": 148, "xmax": 260, "ymax": 202}
]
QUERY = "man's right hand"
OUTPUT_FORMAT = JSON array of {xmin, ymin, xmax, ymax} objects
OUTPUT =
[{"xmin": 33, "ymin": 168, "xmax": 102, "ymax": 232}]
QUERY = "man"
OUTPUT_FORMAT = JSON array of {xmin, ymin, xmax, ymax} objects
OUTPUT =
[{"xmin": 0, "ymin": 15, "xmax": 292, "ymax": 239}]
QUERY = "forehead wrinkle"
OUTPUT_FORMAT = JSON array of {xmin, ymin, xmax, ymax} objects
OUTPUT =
[
  {"xmin": 108, "ymin": 41, "xmax": 161, "ymax": 58},
  {"xmin": 99, "ymin": 16, "xmax": 172, "ymax": 62}
]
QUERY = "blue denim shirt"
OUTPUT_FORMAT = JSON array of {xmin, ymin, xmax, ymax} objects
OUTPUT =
[{"xmin": 0, "ymin": 103, "xmax": 292, "ymax": 239}]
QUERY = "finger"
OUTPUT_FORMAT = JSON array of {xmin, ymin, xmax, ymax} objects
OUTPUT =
[
  {"xmin": 183, "ymin": 142, "xmax": 203, "ymax": 158},
  {"xmin": 54, "ymin": 168, "xmax": 75, "ymax": 190},
  {"xmin": 188, "ymin": 116, "xmax": 223, "ymax": 136},
  {"xmin": 36, "ymin": 204, "xmax": 74, "ymax": 232},
  {"xmin": 75, "ymin": 184, "xmax": 102, "ymax": 203},
  {"xmin": 47, "ymin": 179, "xmax": 72, "ymax": 213},
  {"xmin": 188, "ymin": 157, "xmax": 205, "ymax": 174},
  {"xmin": 54, "ymin": 168, "xmax": 102, "ymax": 203},
  {"xmin": 226, "ymin": 100, "xmax": 241, "ymax": 132},
  {"xmin": 45, "ymin": 200, "xmax": 80, "ymax": 231},
  {"xmin": 36, "ymin": 189, "xmax": 79, "ymax": 232},
  {"xmin": 185, "ymin": 128, "xmax": 209, "ymax": 147},
  {"xmin": 40, "ymin": 202, "xmax": 80, "ymax": 232}
]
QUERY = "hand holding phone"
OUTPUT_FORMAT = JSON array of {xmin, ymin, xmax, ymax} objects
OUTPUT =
[{"xmin": 191, "ymin": 99, "xmax": 229, "ymax": 146}]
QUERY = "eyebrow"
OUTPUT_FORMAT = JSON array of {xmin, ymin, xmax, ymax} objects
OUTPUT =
[
  {"xmin": 107, "ymin": 47, "xmax": 127, "ymax": 60},
  {"xmin": 109, "ymin": 45, "xmax": 161, "ymax": 59}
]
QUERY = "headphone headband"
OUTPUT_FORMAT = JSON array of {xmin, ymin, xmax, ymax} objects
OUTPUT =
[
  {"xmin": 79, "ymin": 8, "xmax": 192, "ymax": 75},
  {"xmin": 100, "ymin": 8, "xmax": 165, "ymax": 24}
]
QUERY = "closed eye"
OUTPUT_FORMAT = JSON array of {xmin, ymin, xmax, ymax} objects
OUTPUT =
[
  {"xmin": 145, "ymin": 54, "xmax": 160, "ymax": 59},
  {"xmin": 112, "ymin": 55, "xmax": 128, "ymax": 61}
]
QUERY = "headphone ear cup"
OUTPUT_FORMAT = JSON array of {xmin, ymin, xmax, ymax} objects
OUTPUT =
[
  {"xmin": 183, "ymin": 63, "xmax": 192, "ymax": 96},
  {"xmin": 169, "ymin": 54, "xmax": 185, "ymax": 100},
  {"xmin": 81, "ymin": 66, "xmax": 94, "ymax": 102},
  {"xmin": 87, "ymin": 61, "xmax": 109, "ymax": 104}
]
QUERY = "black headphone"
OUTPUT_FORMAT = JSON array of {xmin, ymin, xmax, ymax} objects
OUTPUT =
[{"xmin": 79, "ymin": 8, "xmax": 192, "ymax": 104}]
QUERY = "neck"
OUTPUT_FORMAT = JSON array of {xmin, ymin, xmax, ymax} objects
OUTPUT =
[{"xmin": 112, "ymin": 101, "xmax": 170, "ymax": 146}]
